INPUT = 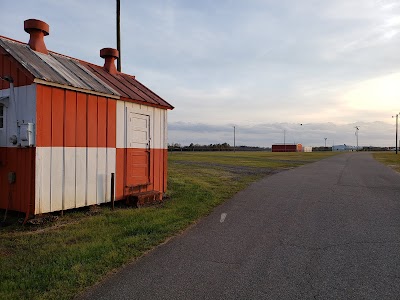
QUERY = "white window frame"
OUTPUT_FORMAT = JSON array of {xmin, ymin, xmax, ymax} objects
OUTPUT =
[{"xmin": 0, "ymin": 95, "xmax": 10, "ymax": 129}]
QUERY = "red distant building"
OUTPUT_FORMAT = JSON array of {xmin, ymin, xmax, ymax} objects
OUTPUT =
[{"xmin": 272, "ymin": 144, "xmax": 302, "ymax": 152}]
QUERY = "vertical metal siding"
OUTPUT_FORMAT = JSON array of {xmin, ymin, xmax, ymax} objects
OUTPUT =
[
  {"xmin": 0, "ymin": 54, "xmax": 11, "ymax": 90},
  {"xmin": 76, "ymin": 93, "xmax": 87, "ymax": 147},
  {"xmin": 105, "ymin": 148, "xmax": 116, "ymax": 202},
  {"xmin": 115, "ymin": 101, "xmax": 168, "ymax": 199},
  {"xmin": 50, "ymin": 147, "xmax": 63, "ymax": 211},
  {"xmin": 35, "ymin": 85, "xmax": 116, "ymax": 214},
  {"xmin": 115, "ymin": 148, "xmax": 125, "ymax": 200},
  {"xmin": 0, "ymin": 52, "xmax": 34, "ymax": 89},
  {"xmin": 97, "ymin": 97, "xmax": 107, "ymax": 147},
  {"xmin": 0, "ymin": 148, "xmax": 35, "ymax": 214},
  {"xmin": 36, "ymin": 85, "xmax": 52, "ymax": 146},
  {"xmin": 75, "ymin": 147, "xmax": 87, "ymax": 207},
  {"xmin": 64, "ymin": 146, "xmax": 76, "ymax": 210},
  {"xmin": 107, "ymin": 100, "xmax": 116, "ymax": 147},
  {"xmin": 65, "ymin": 90, "xmax": 77, "ymax": 146},
  {"xmin": 97, "ymin": 148, "xmax": 107, "ymax": 204},
  {"xmin": 35, "ymin": 147, "xmax": 51, "ymax": 213},
  {"xmin": 51, "ymin": 88, "xmax": 64, "ymax": 146},
  {"xmin": 87, "ymin": 95, "xmax": 98, "ymax": 147},
  {"xmin": 0, "ymin": 84, "xmax": 36, "ymax": 216}
]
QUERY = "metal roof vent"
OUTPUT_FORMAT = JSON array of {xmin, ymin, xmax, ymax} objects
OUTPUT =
[
  {"xmin": 24, "ymin": 19, "xmax": 49, "ymax": 54},
  {"xmin": 100, "ymin": 48, "xmax": 119, "ymax": 75}
]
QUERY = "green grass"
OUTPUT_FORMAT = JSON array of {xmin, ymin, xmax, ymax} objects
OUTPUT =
[
  {"xmin": 0, "ymin": 151, "xmax": 338, "ymax": 300},
  {"xmin": 373, "ymin": 152, "xmax": 400, "ymax": 172}
]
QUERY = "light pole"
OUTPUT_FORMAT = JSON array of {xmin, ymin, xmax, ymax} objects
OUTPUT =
[
  {"xmin": 392, "ymin": 114, "xmax": 399, "ymax": 154},
  {"xmin": 324, "ymin": 137, "xmax": 327, "ymax": 148},
  {"xmin": 355, "ymin": 126, "xmax": 359, "ymax": 150}
]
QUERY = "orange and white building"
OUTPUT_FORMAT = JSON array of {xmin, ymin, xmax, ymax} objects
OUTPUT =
[{"xmin": 0, "ymin": 19, "xmax": 173, "ymax": 218}]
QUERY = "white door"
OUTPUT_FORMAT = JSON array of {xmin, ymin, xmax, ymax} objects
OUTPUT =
[{"xmin": 126, "ymin": 111, "xmax": 151, "ymax": 186}]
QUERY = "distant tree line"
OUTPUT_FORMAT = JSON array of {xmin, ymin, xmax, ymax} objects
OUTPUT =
[
  {"xmin": 168, "ymin": 143, "xmax": 271, "ymax": 152},
  {"xmin": 168, "ymin": 144, "xmax": 394, "ymax": 152}
]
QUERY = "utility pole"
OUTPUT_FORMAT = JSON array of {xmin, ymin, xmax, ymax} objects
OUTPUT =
[
  {"xmin": 116, "ymin": 0, "xmax": 121, "ymax": 72},
  {"xmin": 324, "ymin": 137, "xmax": 327, "ymax": 148},
  {"xmin": 392, "ymin": 114, "xmax": 399, "ymax": 154},
  {"xmin": 233, "ymin": 126, "xmax": 236, "ymax": 153},
  {"xmin": 284, "ymin": 129, "xmax": 286, "ymax": 152}
]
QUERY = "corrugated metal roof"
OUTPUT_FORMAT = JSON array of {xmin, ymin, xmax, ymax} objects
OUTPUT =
[
  {"xmin": 0, "ymin": 36, "xmax": 173, "ymax": 109},
  {"xmin": 84, "ymin": 64, "xmax": 172, "ymax": 108},
  {"xmin": 0, "ymin": 37, "xmax": 117, "ymax": 96},
  {"xmin": 50, "ymin": 54, "xmax": 118, "ymax": 95}
]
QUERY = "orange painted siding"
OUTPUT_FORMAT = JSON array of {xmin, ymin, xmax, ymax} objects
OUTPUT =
[
  {"xmin": 97, "ymin": 97, "xmax": 107, "ymax": 147},
  {"xmin": 18, "ymin": 68, "xmax": 28, "ymax": 86},
  {"xmin": 65, "ymin": 90, "xmax": 77, "ymax": 147},
  {"xmin": 0, "ymin": 54, "xmax": 10, "ymax": 90},
  {"xmin": 0, "ymin": 53, "xmax": 33, "ymax": 89},
  {"xmin": 151, "ymin": 148, "xmax": 160, "ymax": 192},
  {"xmin": 0, "ymin": 147, "xmax": 35, "ymax": 215},
  {"xmin": 107, "ymin": 100, "xmax": 116, "ymax": 148},
  {"xmin": 51, "ymin": 88, "xmax": 64, "ymax": 147},
  {"xmin": 115, "ymin": 148, "xmax": 168, "ymax": 200},
  {"xmin": 163, "ymin": 150, "xmax": 168, "ymax": 193},
  {"xmin": 36, "ymin": 86, "xmax": 116, "ymax": 148},
  {"xmin": 76, "ymin": 93, "xmax": 87, "ymax": 147},
  {"xmin": 36, "ymin": 85, "xmax": 52, "ymax": 147},
  {"xmin": 10, "ymin": 61, "xmax": 18, "ymax": 89},
  {"xmin": 87, "ymin": 95, "xmax": 98, "ymax": 147},
  {"xmin": 116, "ymin": 148, "xmax": 125, "ymax": 200},
  {"xmin": 126, "ymin": 148, "xmax": 150, "ymax": 186}
]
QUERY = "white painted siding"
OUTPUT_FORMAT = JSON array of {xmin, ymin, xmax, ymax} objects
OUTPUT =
[
  {"xmin": 64, "ymin": 147, "xmax": 76, "ymax": 209},
  {"xmin": 86, "ymin": 148, "xmax": 97, "ymax": 205},
  {"xmin": 116, "ymin": 100, "xmax": 125, "ymax": 148},
  {"xmin": 96, "ymin": 148, "xmax": 107, "ymax": 204},
  {"xmin": 75, "ymin": 148, "xmax": 87, "ymax": 207},
  {"xmin": 164, "ymin": 110, "xmax": 168, "ymax": 149},
  {"xmin": 105, "ymin": 148, "xmax": 116, "ymax": 202},
  {"xmin": 35, "ymin": 147, "xmax": 51, "ymax": 213},
  {"xmin": 35, "ymin": 147, "xmax": 116, "ymax": 214},
  {"xmin": 153, "ymin": 108, "xmax": 161, "ymax": 149},
  {"xmin": 116, "ymin": 101, "xmax": 167, "ymax": 149},
  {"xmin": 50, "ymin": 147, "xmax": 64, "ymax": 212},
  {"xmin": 0, "ymin": 84, "xmax": 36, "ymax": 147}
]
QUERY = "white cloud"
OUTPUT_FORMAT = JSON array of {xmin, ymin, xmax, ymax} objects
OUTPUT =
[
  {"xmin": 341, "ymin": 72, "xmax": 400, "ymax": 115},
  {"xmin": 2, "ymin": 0, "xmax": 400, "ymax": 147}
]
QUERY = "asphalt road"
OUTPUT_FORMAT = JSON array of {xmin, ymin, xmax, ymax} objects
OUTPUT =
[{"xmin": 79, "ymin": 153, "xmax": 400, "ymax": 300}]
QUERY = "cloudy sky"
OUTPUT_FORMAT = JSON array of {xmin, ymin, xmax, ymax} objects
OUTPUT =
[{"xmin": 1, "ymin": 0, "xmax": 400, "ymax": 147}]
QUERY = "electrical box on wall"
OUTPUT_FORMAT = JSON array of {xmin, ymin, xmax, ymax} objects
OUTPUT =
[{"xmin": 20, "ymin": 122, "xmax": 35, "ymax": 147}]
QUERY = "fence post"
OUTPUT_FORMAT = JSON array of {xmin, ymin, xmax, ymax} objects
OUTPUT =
[{"xmin": 111, "ymin": 173, "xmax": 115, "ymax": 210}]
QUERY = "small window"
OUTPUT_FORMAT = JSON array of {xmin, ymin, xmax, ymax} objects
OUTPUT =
[{"xmin": 0, "ymin": 104, "xmax": 3, "ymax": 129}]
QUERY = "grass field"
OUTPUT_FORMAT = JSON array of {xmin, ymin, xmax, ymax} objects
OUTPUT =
[
  {"xmin": 0, "ymin": 151, "xmax": 338, "ymax": 300},
  {"xmin": 373, "ymin": 152, "xmax": 400, "ymax": 172}
]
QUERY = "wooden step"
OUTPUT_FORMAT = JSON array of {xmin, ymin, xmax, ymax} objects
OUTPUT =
[{"xmin": 127, "ymin": 190, "xmax": 162, "ymax": 208}]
